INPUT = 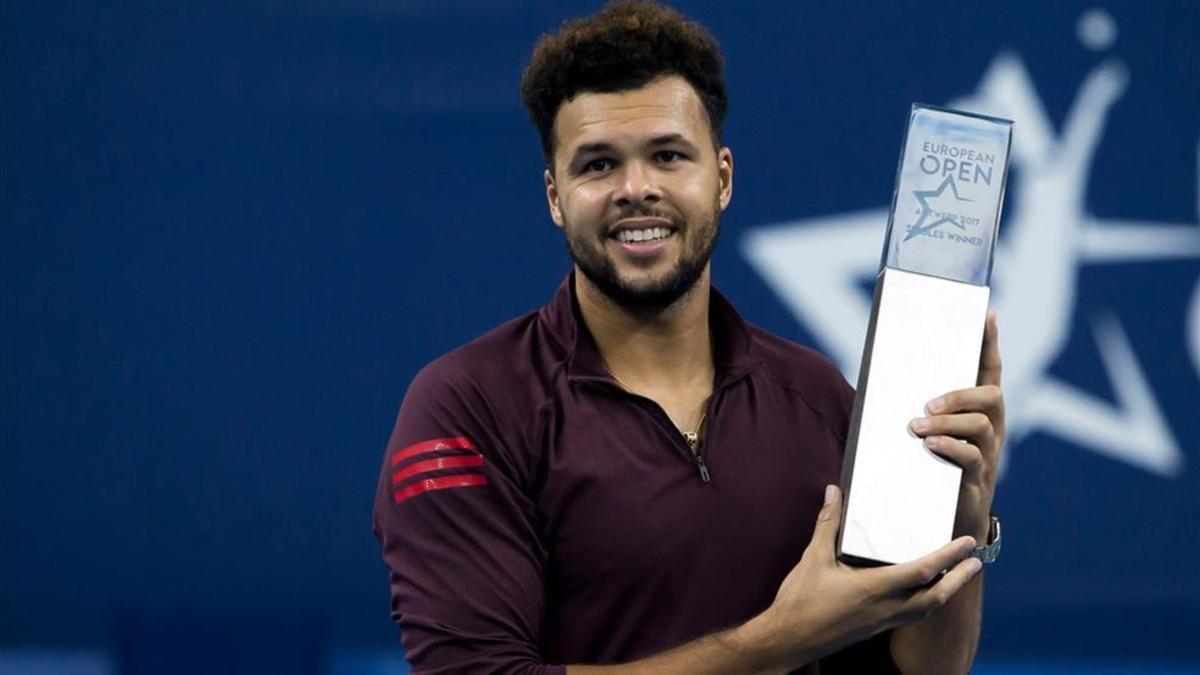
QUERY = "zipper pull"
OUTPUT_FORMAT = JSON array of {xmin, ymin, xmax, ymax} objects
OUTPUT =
[{"xmin": 683, "ymin": 431, "xmax": 711, "ymax": 483}]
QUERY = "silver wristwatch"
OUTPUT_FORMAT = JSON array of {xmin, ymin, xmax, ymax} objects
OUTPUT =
[{"xmin": 971, "ymin": 514, "xmax": 1002, "ymax": 564}]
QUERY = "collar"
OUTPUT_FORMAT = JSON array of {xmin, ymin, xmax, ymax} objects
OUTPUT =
[{"xmin": 538, "ymin": 270, "xmax": 763, "ymax": 389}]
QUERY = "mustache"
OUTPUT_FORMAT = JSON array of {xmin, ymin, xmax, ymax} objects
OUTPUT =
[{"xmin": 604, "ymin": 206, "xmax": 684, "ymax": 229}]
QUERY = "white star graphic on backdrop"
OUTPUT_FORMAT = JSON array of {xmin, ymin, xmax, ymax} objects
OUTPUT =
[{"xmin": 742, "ymin": 40, "xmax": 1198, "ymax": 478}]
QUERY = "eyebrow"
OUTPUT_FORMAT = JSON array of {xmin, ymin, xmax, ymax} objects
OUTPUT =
[
  {"xmin": 646, "ymin": 133, "xmax": 692, "ymax": 148},
  {"xmin": 573, "ymin": 141, "xmax": 618, "ymax": 157},
  {"xmin": 570, "ymin": 134, "xmax": 699, "ymax": 161}
]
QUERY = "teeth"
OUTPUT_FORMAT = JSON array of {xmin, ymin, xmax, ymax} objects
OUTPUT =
[{"xmin": 616, "ymin": 227, "xmax": 671, "ymax": 243}]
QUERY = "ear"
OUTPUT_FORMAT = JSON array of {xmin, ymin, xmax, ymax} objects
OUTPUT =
[
  {"xmin": 717, "ymin": 147, "xmax": 734, "ymax": 212},
  {"xmin": 545, "ymin": 168, "xmax": 564, "ymax": 229}
]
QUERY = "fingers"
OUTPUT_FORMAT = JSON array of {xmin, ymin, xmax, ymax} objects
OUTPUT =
[
  {"xmin": 921, "ymin": 435, "xmax": 984, "ymax": 473},
  {"xmin": 882, "ymin": 536, "xmax": 977, "ymax": 591},
  {"xmin": 809, "ymin": 484, "xmax": 843, "ymax": 559},
  {"xmin": 900, "ymin": 556, "xmax": 984, "ymax": 620},
  {"xmin": 978, "ymin": 310, "xmax": 1002, "ymax": 387},
  {"xmin": 918, "ymin": 383, "xmax": 1005, "ymax": 470},
  {"xmin": 923, "ymin": 384, "xmax": 1004, "ymax": 419},
  {"xmin": 909, "ymin": 411, "xmax": 995, "ymax": 452}
]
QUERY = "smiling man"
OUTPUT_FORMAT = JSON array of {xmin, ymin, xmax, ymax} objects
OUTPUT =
[
  {"xmin": 373, "ymin": 2, "xmax": 1004, "ymax": 674},
  {"xmin": 548, "ymin": 76, "xmax": 727, "ymax": 316}
]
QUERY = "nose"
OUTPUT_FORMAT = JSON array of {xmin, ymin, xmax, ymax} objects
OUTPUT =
[{"xmin": 612, "ymin": 160, "xmax": 662, "ymax": 209}]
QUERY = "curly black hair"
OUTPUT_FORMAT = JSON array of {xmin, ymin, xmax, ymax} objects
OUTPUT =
[{"xmin": 520, "ymin": 1, "xmax": 727, "ymax": 168}]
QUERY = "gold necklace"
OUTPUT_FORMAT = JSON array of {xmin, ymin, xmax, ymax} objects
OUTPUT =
[{"xmin": 607, "ymin": 370, "xmax": 707, "ymax": 449}]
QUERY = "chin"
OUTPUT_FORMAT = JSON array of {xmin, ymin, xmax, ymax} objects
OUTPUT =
[{"xmin": 612, "ymin": 264, "xmax": 675, "ymax": 286}]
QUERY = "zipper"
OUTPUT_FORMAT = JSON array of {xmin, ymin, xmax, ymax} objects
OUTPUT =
[
  {"xmin": 582, "ymin": 377, "xmax": 715, "ymax": 484},
  {"xmin": 646, "ymin": 400, "xmax": 713, "ymax": 484},
  {"xmin": 684, "ymin": 431, "xmax": 711, "ymax": 483}
]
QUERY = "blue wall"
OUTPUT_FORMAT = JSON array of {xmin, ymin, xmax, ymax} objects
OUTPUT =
[{"xmin": 3, "ymin": 1, "xmax": 1197, "ymax": 671}]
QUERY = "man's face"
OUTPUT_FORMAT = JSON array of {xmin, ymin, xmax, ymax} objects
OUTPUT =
[{"xmin": 544, "ymin": 76, "xmax": 733, "ymax": 311}]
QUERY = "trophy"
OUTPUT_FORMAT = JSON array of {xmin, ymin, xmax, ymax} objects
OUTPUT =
[{"xmin": 837, "ymin": 104, "xmax": 1013, "ymax": 566}]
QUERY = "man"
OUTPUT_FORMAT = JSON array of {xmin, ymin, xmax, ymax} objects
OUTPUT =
[{"xmin": 373, "ymin": 2, "xmax": 1004, "ymax": 673}]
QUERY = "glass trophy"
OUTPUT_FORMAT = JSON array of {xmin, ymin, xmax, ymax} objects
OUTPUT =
[{"xmin": 837, "ymin": 104, "xmax": 1012, "ymax": 566}]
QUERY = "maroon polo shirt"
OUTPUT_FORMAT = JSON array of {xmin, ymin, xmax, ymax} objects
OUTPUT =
[{"xmin": 373, "ymin": 271, "xmax": 898, "ymax": 674}]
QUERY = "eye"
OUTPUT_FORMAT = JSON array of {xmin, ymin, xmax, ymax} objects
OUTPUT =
[
  {"xmin": 582, "ymin": 158, "xmax": 614, "ymax": 173},
  {"xmin": 655, "ymin": 150, "xmax": 685, "ymax": 164}
]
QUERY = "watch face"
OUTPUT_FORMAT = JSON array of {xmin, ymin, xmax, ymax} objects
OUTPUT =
[{"xmin": 971, "ymin": 516, "xmax": 1001, "ymax": 564}]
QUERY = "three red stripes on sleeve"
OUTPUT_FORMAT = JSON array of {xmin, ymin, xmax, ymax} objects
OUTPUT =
[{"xmin": 390, "ymin": 436, "xmax": 488, "ymax": 503}]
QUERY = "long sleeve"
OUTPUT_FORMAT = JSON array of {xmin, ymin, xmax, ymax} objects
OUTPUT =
[{"xmin": 372, "ymin": 361, "xmax": 563, "ymax": 675}]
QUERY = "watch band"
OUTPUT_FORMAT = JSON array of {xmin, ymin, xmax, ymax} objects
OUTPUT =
[{"xmin": 971, "ymin": 514, "xmax": 1002, "ymax": 564}]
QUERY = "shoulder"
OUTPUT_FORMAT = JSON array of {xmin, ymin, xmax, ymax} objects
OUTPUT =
[
  {"xmin": 746, "ymin": 324, "xmax": 851, "ymax": 393},
  {"xmin": 410, "ymin": 308, "xmax": 563, "ymax": 408},
  {"xmin": 396, "ymin": 308, "xmax": 565, "ymax": 482},
  {"xmin": 745, "ymin": 323, "xmax": 856, "ymax": 435}
]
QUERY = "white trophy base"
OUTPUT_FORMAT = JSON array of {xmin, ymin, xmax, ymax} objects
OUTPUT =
[{"xmin": 837, "ymin": 267, "xmax": 990, "ymax": 566}]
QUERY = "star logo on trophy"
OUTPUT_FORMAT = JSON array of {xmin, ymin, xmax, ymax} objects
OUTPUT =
[{"xmin": 903, "ymin": 175, "xmax": 974, "ymax": 242}]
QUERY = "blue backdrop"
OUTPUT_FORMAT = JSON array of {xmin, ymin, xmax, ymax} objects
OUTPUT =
[{"xmin": 3, "ymin": 1, "xmax": 1197, "ymax": 673}]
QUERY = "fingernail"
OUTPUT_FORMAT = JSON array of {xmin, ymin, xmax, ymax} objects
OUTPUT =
[
  {"xmin": 923, "ymin": 436, "xmax": 938, "ymax": 450},
  {"xmin": 967, "ymin": 558, "xmax": 984, "ymax": 574},
  {"xmin": 926, "ymin": 397, "xmax": 946, "ymax": 414},
  {"xmin": 909, "ymin": 418, "xmax": 931, "ymax": 434},
  {"xmin": 824, "ymin": 484, "xmax": 837, "ymax": 505}
]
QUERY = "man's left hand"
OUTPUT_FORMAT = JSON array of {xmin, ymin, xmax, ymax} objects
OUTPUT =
[{"xmin": 907, "ymin": 311, "xmax": 1005, "ymax": 541}]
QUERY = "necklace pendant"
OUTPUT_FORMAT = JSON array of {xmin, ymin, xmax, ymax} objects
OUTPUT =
[{"xmin": 683, "ymin": 431, "xmax": 699, "ymax": 450}]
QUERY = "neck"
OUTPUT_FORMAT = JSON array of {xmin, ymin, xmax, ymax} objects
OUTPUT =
[{"xmin": 574, "ymin": 265, "xmax": 715, "ymax": 392}]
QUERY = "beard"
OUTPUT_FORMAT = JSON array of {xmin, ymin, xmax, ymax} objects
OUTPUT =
[{"xmin": 562, "ymin": 200, "xmax": 721, "ymax": 313}]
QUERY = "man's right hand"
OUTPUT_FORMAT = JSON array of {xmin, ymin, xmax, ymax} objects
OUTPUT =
[{"xmin": 736, "ymin": 484, "xmax": 983, "ymax": 672}]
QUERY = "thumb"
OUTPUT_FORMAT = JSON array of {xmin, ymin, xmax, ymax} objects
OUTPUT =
[{"xmin": 810, "ymin": 484, "xmax": 843, "ymax": 555}]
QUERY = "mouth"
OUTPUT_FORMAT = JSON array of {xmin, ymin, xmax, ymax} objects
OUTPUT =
[
  {"xmin": 606, "ymin": 218, "xmax": 678, "ymax": 262},
  {"xmin": 608, "ymin": 217, "xmax": 678, "ymax": 246}
]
